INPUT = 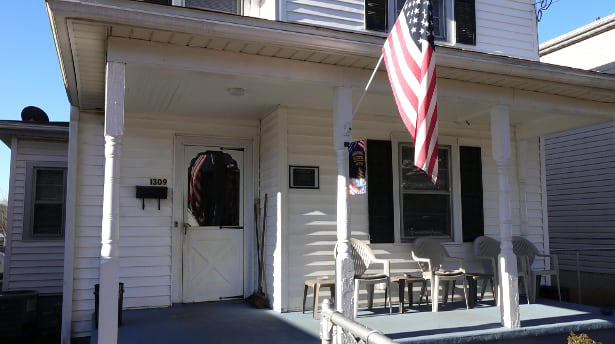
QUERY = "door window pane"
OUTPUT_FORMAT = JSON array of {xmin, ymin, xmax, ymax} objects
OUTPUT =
[{"xmin": 187, "ymin": 151, "xmax": 240, "ymax": 227}]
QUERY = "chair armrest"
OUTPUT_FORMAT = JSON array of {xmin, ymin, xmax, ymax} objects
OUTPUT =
[
  {"xmin": 371, "ymin": 258, "xmax": 390, "ymax": 276},
  {"xmin": 411, "ymin": 252, "xmax": 433, "ymax": 273}
]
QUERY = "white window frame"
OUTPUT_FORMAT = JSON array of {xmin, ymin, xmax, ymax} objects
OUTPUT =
[
  {"xmin": 23, "ymin": 161, "xmax": 67, "ymax": 241},
  {"xmin": 391, "ymin": 132, "xmax": 462, "ymax": 243}
]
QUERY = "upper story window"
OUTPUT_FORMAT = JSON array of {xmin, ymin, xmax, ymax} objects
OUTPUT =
[
  {"xmin": 24, "ymin": 161, "xmax": 67, "ymax": 240},
  {"xmin": 138, "ymin": 0, "xmax": 240, "ymax": 15},
  {"xmin": 366, "ymin": 0, "xmax": 475, "ymax": 45}
]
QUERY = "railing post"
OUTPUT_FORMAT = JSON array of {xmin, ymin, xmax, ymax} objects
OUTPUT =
[
  {"xmin": 576, "ymin": 250, "xmax": 582, "ymax": 304},
  {"xmin": 320, "ymin": 298, "xmax": 333, "ymax": 344}
]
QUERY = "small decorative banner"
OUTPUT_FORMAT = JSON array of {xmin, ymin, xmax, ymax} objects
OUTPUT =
[{"xmin": 348, "ymin": 139, "xmax": 367, "ymax": 195}]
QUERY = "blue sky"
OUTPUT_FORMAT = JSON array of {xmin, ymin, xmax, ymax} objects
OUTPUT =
[{"xmin": 2, "ymin": 0, "xmax": 615, "ymax": 199}]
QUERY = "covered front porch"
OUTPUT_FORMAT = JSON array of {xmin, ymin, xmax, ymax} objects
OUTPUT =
[
  {"xmin": 89, "ymin": 298, "xmax": 615, "ymax": 343},
  {"xmin": 46, "ymin": 1, "xmax": 615, "ymax": 342}
]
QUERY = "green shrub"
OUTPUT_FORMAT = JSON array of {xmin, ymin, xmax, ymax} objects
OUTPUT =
[{"xmin": 568, "ymin": 332, "xmax": 602, "ymax": 344}]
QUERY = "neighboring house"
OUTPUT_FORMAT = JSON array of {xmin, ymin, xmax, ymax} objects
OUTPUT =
[
  {"xmin": 0, "ymin": 119, "xmax": 69, "ymax": 294},
  {"xmin": 41, "ymin": 0, "xmax": 615, "ymax": 343},
  {"xmin": 540, "ymin": 15, "xmax": 615, "ymax": 308}
]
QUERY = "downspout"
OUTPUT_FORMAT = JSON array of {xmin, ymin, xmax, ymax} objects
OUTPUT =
[
  {"xmin": 2, "ymin": 137, "xmax": 18, "ymax": 291},
  {"xmin": 61, "ymin": 106, "xmax": 79, "ymax": 344}
]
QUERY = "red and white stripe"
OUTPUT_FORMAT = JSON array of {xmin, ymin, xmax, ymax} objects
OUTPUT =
[{"xmin": 382, "ymin": 14, "xmax": 439, "ymax": 183}]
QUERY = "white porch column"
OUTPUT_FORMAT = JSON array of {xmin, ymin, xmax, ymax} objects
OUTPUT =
[
  {"xmin": 98, "ymin": 61, "xmax": 125, "ymax": 344},
  {"xmin": 333, "ymin": 86, "xmax": 355, "ymax": 319},
  {"xmin": 490, "ymin": 105, "xmax": 521, "ymax": 329}
]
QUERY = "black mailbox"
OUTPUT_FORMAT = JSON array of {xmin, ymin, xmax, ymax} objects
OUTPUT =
[{"xmin": 136, "ymin": 186, "xmax": 168, "ymax": 210}]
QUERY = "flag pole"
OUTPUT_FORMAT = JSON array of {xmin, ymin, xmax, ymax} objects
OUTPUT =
[{"xmin": 351, "ymin": 54, "xmax": 384, "ymax": 119}]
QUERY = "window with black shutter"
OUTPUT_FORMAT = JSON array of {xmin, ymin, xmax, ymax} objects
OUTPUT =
[
  {"xmin": 455, "ymin": 0, "xmax": 476, "ymax": 45},
  {"xmin": 366, "ymin": 140, "xmax": 395, "ymax": 243},
  {"xmin": 365, "ymin": 0, "xmax": 388, "ymax": 32},
  {"xmin": 460, "ymin": 146, "xmax": 484, "ymax": 242}
]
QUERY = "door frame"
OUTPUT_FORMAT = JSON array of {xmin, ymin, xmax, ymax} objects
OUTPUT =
[{"xmin": 172, "ymin": 135, "xmax": 255, "ymax": 303}]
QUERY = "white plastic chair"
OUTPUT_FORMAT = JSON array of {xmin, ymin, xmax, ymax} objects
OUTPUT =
[
  {"xmin": 473, "ymin": 236, "xmax": 500, "ymax": 302},
  {"xmin": 411, "ymin": 238, "xmax": 469, "ymax": 312},
  {"xmin": 334, "ymin": 239, "xmax": 392, "ymax": 318},
  {"xmin": 513, "ymin": 236, "xmax": 561, "ymax": 303}
]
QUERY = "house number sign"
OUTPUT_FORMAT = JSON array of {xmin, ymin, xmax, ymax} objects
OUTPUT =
[{"xmin": 150, "ymin": 178, "xmax": 167, "ymax": 186}]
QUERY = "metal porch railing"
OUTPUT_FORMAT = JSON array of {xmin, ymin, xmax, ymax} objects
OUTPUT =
[
  {"xmin": 550, "ymin": 247, "xmax": 615, "ymax": 304},
  {"xmin": 320, "ymin": 299, "xmax": 396, "ymax": 344}
]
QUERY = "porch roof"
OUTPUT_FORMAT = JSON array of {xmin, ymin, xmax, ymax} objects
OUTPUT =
[
  {"xmin": 48, "ymin": 0, "xmax": 615, "ymax": 113},
  {"xmin": 0, "ymin": 120, "xmax": 69, "ymax": 146}
]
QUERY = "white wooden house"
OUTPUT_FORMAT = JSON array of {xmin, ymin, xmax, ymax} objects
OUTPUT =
[
  {"xmin": 540, "ymin": 14, "xmax": 615, "ymax": 306},
  {"xmin": 0, "ymin": 120, "xmax": 69, "ymax": 294},
  {"xmin": 41, "ymin": 0, "xmax": 615, "ymax": 342}
]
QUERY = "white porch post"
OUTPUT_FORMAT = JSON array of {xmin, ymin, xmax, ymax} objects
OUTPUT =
[
  {"xmin": 98, "ymin": 61, "xmax": 125, "ymax": 344},
  {"xmin": 333, "ymin": 86, "xmax": 355, "ymax": 319},
  {"xmin": 490, "ymin": 105, "xmax": 521, "ymax": 329}
]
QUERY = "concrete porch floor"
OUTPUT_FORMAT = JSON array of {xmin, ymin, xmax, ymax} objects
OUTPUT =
[{"xmin": 89, "ymin": 299, "xmax": 615, "ymax": 344}]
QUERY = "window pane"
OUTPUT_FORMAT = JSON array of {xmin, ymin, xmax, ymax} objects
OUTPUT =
[
  {"xmin": 401, "ymin": 194, "xmax": 450, "ymax": 238},
  {"xmin": 35, "ymin": 169, "xmax": 64, "ymax": 202},
  {"xmin": 33, "ymin": 203, "xmax": 63, "ymax": 236},
  {"xmin": 432, "ymin": 0, "xmax": 443, "ymax": 38},
  {"xmin": 400, "ymin": 145, "xmax": 449, "ymax": 191}
]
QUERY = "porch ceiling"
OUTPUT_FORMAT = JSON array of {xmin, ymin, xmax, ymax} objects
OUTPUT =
[{"xmin": 49, "ymin": 0, "xmax": 615, "ymax": 119}]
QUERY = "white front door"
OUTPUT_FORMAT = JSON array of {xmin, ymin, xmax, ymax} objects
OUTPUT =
[{"xmin": 182, "ymin": 145, "xmax": 244, "ymax": 302}]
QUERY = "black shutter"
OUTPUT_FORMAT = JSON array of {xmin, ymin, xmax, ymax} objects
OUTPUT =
[
  {"xmin": 455, "ymin": 0, "xmax": 476, "ymax": 45},
  {"xmin": 365, "ymin": 0, "xmax": 388, "ymax": 32},
  {"xmin": 460, "ymin": 146, "xmax": 484, "ymax": 242},
  {"xmin": 366, "ymin": 140, "xmax": 395, "ymax": 243}
]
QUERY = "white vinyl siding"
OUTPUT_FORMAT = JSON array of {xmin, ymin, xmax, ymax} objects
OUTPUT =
[
  {"xmin": 70, "ymin": 112, "xmax": 258, "ymax": 337},
  {"xmin": 3, "ymin": 139, "xmax": 67, "ymax": 294},
  {"xmin": 541, "ymin": 29, "xmax": 615, "ymax": 73},
  {"xmin": 282, "ymin": 107, "xmax": 546, "ymax": 310},
  {"xmin": 544, "ymin": 123, "xmax": 615, "ymax": 274},
  {"xmin": 283, "ymin": 0, "xmax": 538, "ymax": 60}
]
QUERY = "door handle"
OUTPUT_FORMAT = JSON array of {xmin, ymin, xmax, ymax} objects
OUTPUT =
[{"xmin": 183, "ymin": 222, "xmax": 191, "ymax": 235}]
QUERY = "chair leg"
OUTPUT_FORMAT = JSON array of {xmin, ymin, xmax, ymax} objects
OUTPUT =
[
  {"xmin": 442, "ymin": 281, "xmax": 450, "ymax": 304},
  {"xmin": 490, "ymin": 278, "xmax": 496, "ymax": 301},
  {"xmin": 530, "ymin": 273, "xmax": 537, "ymax": 304},
  {"xmin": 313, "ymin": 283, "xmax": 320, "ymax": 320},
  {"xmin": 366, "ymin": 283, "xmax": 375, "ymax": 310},
  {"xmin": 387, "ymin": 278, "xmax": 393, "ymax": 314},
  {"xmin": 480, "ymin": 279, "xmax": 488, "ymax": 301},
  {"xmin": 555, "ymin": 273, "xmax": 562, "ymax": 302},
  {"xmin": 522, "ymin": 275, "xmax": 531, "ymax": 305},
  {"xmin": 451, "ymin": 281, "xmax": 456, "ymax": 303},
  {"xmin": 432, "ymin": 275, "xmax": 440, "ymax": 312},
  {"xmin": 302, "ymin": 285, "xmax": 308, "ymax": 313},
  {"xmin": 462, "ymin": 277, "xmax": 469, "ymax": 310},
  {"xmin": 407, "ymin": 282, "xmax": 413, "ymax": 307},
  {"xmin": 354, "ymin": 279, "xmax": 360, "ymax": 319}
]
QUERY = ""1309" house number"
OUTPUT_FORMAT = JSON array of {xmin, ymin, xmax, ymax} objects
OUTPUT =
[{"xmin": 150, "ymin": 178, "xmax": 167, "ymax": 186}]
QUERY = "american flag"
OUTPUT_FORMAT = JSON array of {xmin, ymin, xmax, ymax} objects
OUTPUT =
[{"xmin": 382, "ymin": 0, "xmax": 439, "ymax": 183}]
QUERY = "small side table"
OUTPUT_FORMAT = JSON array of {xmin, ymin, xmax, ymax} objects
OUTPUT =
[
  {"xmin": 463, "ymin": 272, "xmax": 493, "ymax": 308},
  {"xmin": 303, "ymin": 278, "xmax": 335, "ymax": 320},
  {"xmin": 390, "ymin": 274, "xmax": 428, "ymax": 313}
]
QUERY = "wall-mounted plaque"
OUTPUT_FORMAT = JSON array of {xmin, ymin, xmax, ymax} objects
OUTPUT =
[{"xmin": 289, "ymin": 166, "xmax": 319, "ymax": 189}]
